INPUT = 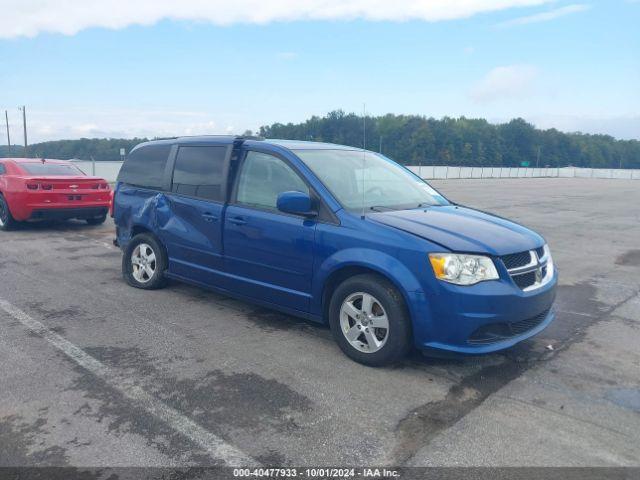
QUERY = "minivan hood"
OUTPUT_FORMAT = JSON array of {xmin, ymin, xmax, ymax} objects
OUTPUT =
[{"xmin": 369, "ymin": 206, "xmax": 544, "ymax": 256}]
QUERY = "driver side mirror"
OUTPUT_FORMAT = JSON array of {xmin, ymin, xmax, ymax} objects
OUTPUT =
[{"xmin": 277, "ymin": 191, "xmax": 317, "ymax": 217}]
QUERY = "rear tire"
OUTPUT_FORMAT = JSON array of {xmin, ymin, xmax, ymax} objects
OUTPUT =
[
  {"xmin": 122, "ymin": 233, "xmax": 168, "ymax": 290},
  {"xmin": 86, "ymin": 214, "xmax": 107, "ymax": 225},
  {"xmin": 0, "ymin": 194, "xmax": 17, "ymax": 231},
  {"xmin": 328, "ymin": 274, "xmax": 412, "ymax": 367}
]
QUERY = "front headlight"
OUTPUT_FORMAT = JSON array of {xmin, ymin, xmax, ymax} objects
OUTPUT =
[{"xmin": 429, "ymin": 253, "xmax": 499, "ymax": 285}]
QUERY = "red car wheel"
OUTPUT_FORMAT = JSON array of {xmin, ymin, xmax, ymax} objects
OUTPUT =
[{"xmin": 0, "ymin": 194, "xmax": 17, "ymax": 231}]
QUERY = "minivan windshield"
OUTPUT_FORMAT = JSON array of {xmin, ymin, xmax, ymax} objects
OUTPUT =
[{"xmin": 295, "ymin": 149, "xmax": 449, "ymax": 212}]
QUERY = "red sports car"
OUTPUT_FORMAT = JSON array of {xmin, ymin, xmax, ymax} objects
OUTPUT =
[{"xmin": 0, "ymin": 158, "xmax": 111, "ymax": 231}]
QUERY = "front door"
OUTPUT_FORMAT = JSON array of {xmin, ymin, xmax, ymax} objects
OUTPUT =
[{"xmin": 223, "ymin": 150, "xmax": 316, "ymax": 312}]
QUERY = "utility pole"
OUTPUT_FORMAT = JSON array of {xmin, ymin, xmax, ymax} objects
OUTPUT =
[
  {"xmin": 379, "ymin": 135, "xmax": 383, "ymax": 154},
  {"xmin": 536, "ymin": 145, "xmax": 541, "ymax": 168},
  {"xmin": 19, "ymin": 106, "xmax": 28, "ymax": 156},
  {"xmin": 4, "ymin": 110, "xmax": 10, "ymax": 155}
]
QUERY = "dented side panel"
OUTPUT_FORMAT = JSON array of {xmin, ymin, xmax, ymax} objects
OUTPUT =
[
  {"xmin": 156, "ymin": 193, "xmax": 226, "ymax": 280},
  {"xmin": 115, "ymin": 184, "xmax": 227, "ymax": 285},
  {"xmin": 114, "ymin": 184, "xmax": 165, "ymax": 249}
]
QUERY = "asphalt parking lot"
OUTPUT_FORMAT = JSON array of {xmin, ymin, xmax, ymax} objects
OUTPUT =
[{"xmin": 1, "ymin": 178, "xmax": 639, "ymax": 468}]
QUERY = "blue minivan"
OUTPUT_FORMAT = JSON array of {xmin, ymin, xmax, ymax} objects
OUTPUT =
[{"xmin": 114, "ymin": 136, "xmax": 557, "ymax": 366}]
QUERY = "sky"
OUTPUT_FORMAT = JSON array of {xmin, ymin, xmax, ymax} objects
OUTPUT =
[{"xmin": 0, "ymin": 0, "xmax": 638, "ymax": 143}]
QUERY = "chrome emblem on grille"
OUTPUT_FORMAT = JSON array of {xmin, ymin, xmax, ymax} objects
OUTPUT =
[
  {"xmin": 534, "ymin": 266, "xmax": 543, "ymax": 283},
  {"xmin": 505, "ymin": 248, "xmax": 550, "ymax": 292},
  {"xmin": 533, "ymin": 250, "xmax": 543, "ymax": 283}
]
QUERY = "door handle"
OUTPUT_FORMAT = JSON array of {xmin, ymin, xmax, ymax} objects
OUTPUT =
[
  {"xmin": 201, "ymin": 212, "xmax": 218, "ymax": 223},
  {"xmin": 228, "ymin": 216, "xmax": 247, "ymax": 225}
]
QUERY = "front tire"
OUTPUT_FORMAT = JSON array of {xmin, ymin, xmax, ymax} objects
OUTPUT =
[
  {"xmin": 329, "ymin": 274, "xmax": 412, "ymax": 367},
  {"xmin": 122, "ymin": 233, "xmax": 168, "ymax": 290},
  {"xmin": 0, "ymin": 194, "xmax": 17, "ymax": 231}
]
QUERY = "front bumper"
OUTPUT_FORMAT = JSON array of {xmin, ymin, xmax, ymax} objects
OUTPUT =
[{"xmin": 412, "ymin": 270, "xmax": 558, "ymax": 354}]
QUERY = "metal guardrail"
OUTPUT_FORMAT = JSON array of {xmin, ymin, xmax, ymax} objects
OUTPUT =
[
  {"xmin": 407, "ymin": 166, "xmax": 640, "ymax": 180},
  {"xmin": 69, "ymin": 160, "xmax": 640, "ymax": 183}
]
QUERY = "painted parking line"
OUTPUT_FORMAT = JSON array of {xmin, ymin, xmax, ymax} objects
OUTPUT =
[{"xmin": 0, "ymin": 298, "xmax": 258, "ymax": 467}]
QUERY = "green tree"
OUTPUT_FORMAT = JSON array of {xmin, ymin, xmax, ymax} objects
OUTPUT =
[{"xmin": 4, "ymin": 113, "xmax": 639, "ymax": 169}]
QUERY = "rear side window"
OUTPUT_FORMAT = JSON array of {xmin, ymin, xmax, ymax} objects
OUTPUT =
[
  {"xmin": 171, "ymin": 146, "xmax": 227, "ymax": 201},
  {"xmin": 0, "ymin": 164, "xmax": 5, "ymax": 174},
  {"xmin": 19, "ymin": 163, "xmax": 83, "ymax": 176},
  {"xmin": 117, "ymin": 144, "xmax": 171, "ymax": 189}
]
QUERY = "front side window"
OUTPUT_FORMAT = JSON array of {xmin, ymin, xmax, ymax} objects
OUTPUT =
[
  {"xmin": 172, "ymin": 146, "xmax": 226, "ymax": 201},
  {"xmin": 295, "ymin": 149, "xmax": 449, "ymax": 212},
  {"xmin": 20, "ymin": 163, "xmax": 84, "ymax": 176},
  {"xmin": 0, "ymin": 164, "xmax": 5, "ymax": 174},
  {"xmin": 235, "ymin": 151, "xmax": 308, "ymax": 210}
]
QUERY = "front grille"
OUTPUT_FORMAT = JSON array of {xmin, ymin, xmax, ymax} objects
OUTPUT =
[
  {"xmin": 511, "ymin": 309, "xmax": 550, "ymax": 335},
  {"xmin": 501, "ymin": 251, "xmax": 531, "ymax": 269},
  {"xmin": 502, "ymin": 246, "xmax": 550, "ymax": 291},
  {"xmin": 513, "ymin": 271, "xmax": 536, "ymax": 289},
  {"xmin": 468, "ymin": 308, "xmax": 551, "ymax": 345}
]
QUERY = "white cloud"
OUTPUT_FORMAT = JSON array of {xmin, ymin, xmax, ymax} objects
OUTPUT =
[
  {"xmin": 0, "ymin": 0, "xmax": 554, "ymax": 38},
  {"xmin": 2, "ymin": 108, "xmax": 238, "ymax": 143},
  {"xmin": 470, "ymin": 64, "xmax": 539, "ymax": 102},
  {"xmin": 73, "ymin": 123, "xmax": 100, "ymax": 134},
  {"xmin": 497, "ymin": 3, "xmax": 591, "ymax": 27}
]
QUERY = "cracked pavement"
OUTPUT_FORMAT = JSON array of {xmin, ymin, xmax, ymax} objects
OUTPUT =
[{"xmin": 0, "ymin": 178, "xmax": 639, "ymax": 467}]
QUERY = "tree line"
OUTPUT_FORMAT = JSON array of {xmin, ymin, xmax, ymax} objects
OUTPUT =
[
  {"xmin": 259, "ymin": 111, "xmax": 640, "ymax": 169},
  {"xmin": 0, "ymin": 138, "xmax": 147, "ymax": 162},
  {"xmin": 1, "ymin": 111, "xmax": 638, "ymax": 168}
]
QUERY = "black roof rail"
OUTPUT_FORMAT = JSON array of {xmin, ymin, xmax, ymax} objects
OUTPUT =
[
  {"xmin": 233, "ymin": 135, "xmax": 264, "ymax": 146},
  {"xmin": 147, "ymin": 134, "xmax": 264, "ymax": 146}
]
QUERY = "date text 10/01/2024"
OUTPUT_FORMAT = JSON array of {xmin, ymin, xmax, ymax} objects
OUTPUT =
[{"xmin": 233, "ymin": 468, "xmax": 400, "ymax": 478}]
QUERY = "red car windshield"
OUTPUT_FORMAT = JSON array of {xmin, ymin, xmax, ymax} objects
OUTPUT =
[{"xmin": 19, "ymin": 163, "xmax": 84, "ymax": 176}]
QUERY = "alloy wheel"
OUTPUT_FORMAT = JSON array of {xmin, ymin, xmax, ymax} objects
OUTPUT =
[
  {"xmin": 339, "ymin": 292, "xmax": 390, "ymax": 353},
  {"xmin": 131, "ymin": 243, "xmax": 156, "ymax": 283}
]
